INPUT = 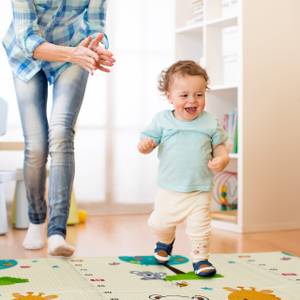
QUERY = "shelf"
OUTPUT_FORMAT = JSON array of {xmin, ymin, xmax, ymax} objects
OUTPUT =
[
  {"xmin": 212, "ymin": 209, "xmax": 237, "ymax": 223},
  {"xmin": 175, "ymin": 0, "xmax": 300, "ymax": 233},
  {"xmin": 229, "ymin": 153, "xmax": 238, "ymax": 159},
  {"xmin": 176, "ymin": 0, "xmax": 240, "ymax": 233},
  {"xmin": 176, "ymin": 16, "xmax": 237, "ymax": 34},
  {"xmin": 209, "ymin": 84, "xmax": 237, "ymax": 91},
  {"xmin": 206, "ymin": 16, "xmax": 238, "ymax": 28},
  {"xmin": 176, "ymin": 22, "xmax": 204, "ymax": 34},
  {"xmin": 0, "ymin": 133, "xmax": 24, "ymax": 151},
  {"xmin": 212, "ymin": 218, "xmax": 241, "ymax": 232},
  {"xmin": 0, "ymin": 141, "xmax": 24, "ymax": 151}
]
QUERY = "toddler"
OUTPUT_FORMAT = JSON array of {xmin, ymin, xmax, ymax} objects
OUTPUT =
[{"xmin": 138, "ymin": 60, "xmax": 229, "ymax": 277}]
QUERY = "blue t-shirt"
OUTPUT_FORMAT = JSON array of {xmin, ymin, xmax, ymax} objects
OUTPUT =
[{"xmin": 141, "ymin": 110, "xmax": 227, "ymax": 192}]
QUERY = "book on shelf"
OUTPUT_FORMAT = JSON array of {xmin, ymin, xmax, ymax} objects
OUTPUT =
[
  {"xmin": 186, "ymin": 0, "xmax": 204, "ymax": 25},
  {"xmin": 222, "ymin": 0, "xmax": 238, "ymax": 18},
  {"xmin": 223, "ymin": 110, "xmax": 238, "ymax": 154}
]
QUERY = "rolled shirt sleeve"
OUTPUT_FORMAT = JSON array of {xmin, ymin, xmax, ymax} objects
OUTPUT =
[
  {"xmin": 12, "ymin": 0, "xmax": 45, "ymax": 58},
  {"xmin": 140, "ymin": 115, "xmax": 163, "ymax": 146},
  {"xmin": 211, "ymin": 119, "xmax": 227, "ymax": 146},
  {"xmin": 83, "ymin": 0, "xmax": 109, "ymax": 48}
]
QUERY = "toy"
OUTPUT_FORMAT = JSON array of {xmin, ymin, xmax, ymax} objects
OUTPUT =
[
  {"xmin": 78, "ymin": 209, "xmax": 87, "ymax": 224},
  {"xmin": 213, "ymin": 171, "xmax": 237, "ymax": 211},
  {"xmin": 67, "ymin": 192, "xmax": 87, "ymax": 225}
]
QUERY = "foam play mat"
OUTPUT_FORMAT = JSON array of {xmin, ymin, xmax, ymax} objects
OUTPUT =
[{"xmin": 0, "ymin": 252, "xmax": 299, "ymax": 299}]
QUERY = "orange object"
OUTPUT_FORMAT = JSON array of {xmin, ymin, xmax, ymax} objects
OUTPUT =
[{"xmin": 78, "ymin": 209, "xmax": 87, "ymax": 224}]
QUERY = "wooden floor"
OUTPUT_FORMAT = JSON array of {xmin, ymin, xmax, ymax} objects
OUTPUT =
[{"xmin": 1, "ymin": 214, "xmax": 300, "ymax": 259}]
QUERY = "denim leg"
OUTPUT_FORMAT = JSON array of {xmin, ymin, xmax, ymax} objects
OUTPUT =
[
  {"xmin": 13, "ymin": 71, "xmax": 48, "ymax": 224},
  {"xmin": 48, "ymin": 65, "xmax": 88, "ymax": 237}
]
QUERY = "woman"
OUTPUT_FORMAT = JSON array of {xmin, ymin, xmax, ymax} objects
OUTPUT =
[{"xmin": 2, "ymin": 0, "xmax": 115, "ymax": 256}]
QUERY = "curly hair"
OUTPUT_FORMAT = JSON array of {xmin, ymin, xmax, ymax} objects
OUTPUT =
[{"xmin": 158, "ymin": 60, "xmax": 209, "ymax": 95}]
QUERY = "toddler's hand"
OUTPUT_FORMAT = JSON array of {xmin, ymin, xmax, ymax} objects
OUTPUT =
[
  {"xmin": 208, "ymin": 156, "xmax": 228, "ymax": 173},
  {"xmin": 138, "ymin": 138, "xmax": 157, "ymax": 154}
]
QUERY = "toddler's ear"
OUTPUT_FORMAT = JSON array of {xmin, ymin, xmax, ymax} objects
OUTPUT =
[{"xmin": 166, "ymin": 92, "xmax": 173, "ymax": 104}]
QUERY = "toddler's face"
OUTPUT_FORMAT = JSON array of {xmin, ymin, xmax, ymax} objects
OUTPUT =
[{"xmin": 167, "ymin": 74, "xmax": 206, "ymax": 121}]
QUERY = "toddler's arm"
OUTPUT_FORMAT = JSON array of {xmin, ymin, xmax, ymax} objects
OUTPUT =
[
  {"xmin": 138, "ymin": 112, "xmax": 162, "ymax": 154},
  {"xmin": 208, "ymin": 144, "xmax": 230, "ymax": 173},
  {"xmin": 138, "ymin": 137, "xmax": 157, "ymax": 154}
]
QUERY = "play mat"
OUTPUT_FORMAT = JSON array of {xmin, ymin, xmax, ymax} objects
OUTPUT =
[{"xmin": 0, "ymin": 252, "xmax": 299, "ymax": 299}]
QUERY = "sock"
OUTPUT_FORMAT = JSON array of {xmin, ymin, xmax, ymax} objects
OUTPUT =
[
  {"xmin": 48, "ymin": 234, "xmax": 75, "ymax": 257},
  {"xmin": 22, "ymin": 223, "xmax": 46, "ymax": 250}
]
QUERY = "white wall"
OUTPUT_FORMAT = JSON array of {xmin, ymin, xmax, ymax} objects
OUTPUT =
[{"xmin": 242, "ymin": 0, "xmax": 300, "ymax": 231}]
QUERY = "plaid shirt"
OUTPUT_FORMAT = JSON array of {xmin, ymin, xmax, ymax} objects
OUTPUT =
[{"xmin": 2, "ymin": 0, "xmax": 108, "ymax": 84}]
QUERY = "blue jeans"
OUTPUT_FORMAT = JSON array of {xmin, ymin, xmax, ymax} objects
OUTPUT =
[{"xmin": 13, "ymin": 65, "xmax": 88, "ymax": 237}]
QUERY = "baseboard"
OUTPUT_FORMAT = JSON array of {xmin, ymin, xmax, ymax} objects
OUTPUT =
[
  {"xmin": 242, "ymin": 221, "xmax": 300, "ymax": 233},
  {"xmin": 79, "ymin": 202, "xmax": 153, "ymax": 216}
]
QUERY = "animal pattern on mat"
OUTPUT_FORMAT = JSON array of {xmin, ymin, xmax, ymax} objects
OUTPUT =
[{"xmin": 0, "ymin": 252, "xmax": 299, "ymax": 299}]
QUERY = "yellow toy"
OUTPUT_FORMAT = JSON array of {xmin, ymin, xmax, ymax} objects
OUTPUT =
[
  {"xmin": 219, "ymin": 184, "xmax": 229, "ymax": 207},
  {"xmin": 67, "ymin": 191, "xmax": 87, "ymax": 225},
  {"xmin": 78, "ymin": 209, "xmax": 87, "ymax": 224},
  {"xmin": 67, "ymin": 191, "xmax": 79, "ymax": 225},
  {"xmin": 213, "ymin": 171, "xmax": 238, "ymax": 211}
]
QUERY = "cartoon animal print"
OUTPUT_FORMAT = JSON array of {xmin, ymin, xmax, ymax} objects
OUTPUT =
[
  {"xmin": 0, "ymin": 260, "xmax": 17, "ymax": 270},
  {"xmin": 130, "ymin": 270, "xmax": 167, "ymax": 280},
  {"xmin": 12, "ymin": 292, "xmax": 58, "ymax": 299},
  {"xmin": 175, "ymin": 281, "xmax": 189, "ymax": 287},
  {"xmin": 0, "ymin": 276, "xmax": 28, "ymax": 286},
  {"xmin": 224, "ymin": 287, "xmax": 281, "ymax": 300},
  {"xmin": 149, "ymin": 295, "xmax": 209, "ymax": 299}
]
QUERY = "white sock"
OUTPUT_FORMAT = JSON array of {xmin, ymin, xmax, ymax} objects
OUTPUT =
[
  {"xmin": 22, "ymin": 223, "xmax": 46, "ymax": 250},
  {"xmin": 48, "ymin": 234, "xmax": 75, "ymax": 257}
]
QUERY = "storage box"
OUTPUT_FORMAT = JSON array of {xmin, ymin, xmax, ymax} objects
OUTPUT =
[
  {"xmin": 222, "ymin": 26, "xmax": 238, "ymax": 57},
  {"xmin": 223, "ymin": 54, "xmax": 238, "ymax": 85},
  {"xmin": 222, "ymin": 0, "xmax": 238, "ymax": 18}
]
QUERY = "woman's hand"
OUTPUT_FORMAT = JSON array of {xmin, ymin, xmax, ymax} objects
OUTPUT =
[
  {"xmin": 138, "ymin": 138, "xmax": 157, "ymax": 154},
  {"xmin": 69, "ymin": 36, "xmax": 100, "ymax": 74},
  {"xmin": 88, "ymin": 33, "xmax": 115, "ymax": 73}
]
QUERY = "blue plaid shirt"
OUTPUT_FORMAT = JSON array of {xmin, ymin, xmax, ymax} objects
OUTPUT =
[{"xmin": 2, "ymin": 0, "xmax": 108, "ymax": 84}]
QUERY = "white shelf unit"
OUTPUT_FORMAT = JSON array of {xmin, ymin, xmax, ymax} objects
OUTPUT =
[{"xmin": 175, "ymin": 0, "xmax": 300, "ymax": 232}]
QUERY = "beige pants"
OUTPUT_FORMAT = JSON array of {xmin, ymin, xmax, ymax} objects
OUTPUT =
[{"xmin": 148, "ymin": 188, "xmax": 211, "ymax": 262}]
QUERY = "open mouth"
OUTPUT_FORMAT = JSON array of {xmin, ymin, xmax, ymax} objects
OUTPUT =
[{"xmin": 184, "ymin": 107, "xmax": 197, "ymax": 114}]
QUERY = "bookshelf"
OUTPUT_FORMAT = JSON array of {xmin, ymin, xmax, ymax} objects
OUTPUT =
[{"xmin": 175, "ymin": 0, "xmax": 300, "ymax": 232}]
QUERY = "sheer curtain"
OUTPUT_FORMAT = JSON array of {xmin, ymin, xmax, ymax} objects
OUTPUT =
[{"xmin": 75, "ymin": 0, "xmax": 175, "ymax": 213}]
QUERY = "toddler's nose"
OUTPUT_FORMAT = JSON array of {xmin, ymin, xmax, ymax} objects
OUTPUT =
[{"xmin": 188, "ymin": 95, "xmax": 197, "ymax": 102}]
